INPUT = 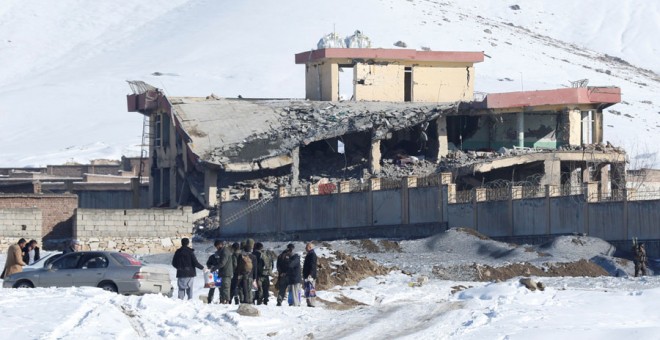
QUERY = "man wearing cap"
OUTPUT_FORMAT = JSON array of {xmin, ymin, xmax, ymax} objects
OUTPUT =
[
  {"xmin": 276, "ymin": 244, "xmax": 294, "ymax": 306},
  {"xmin": 237, "ymin": 238, "xmax": 258, "ymax": 304},
  {"xmin": 63, "ymin": 239, "xmax": 81, "ymax": 254},
  {"xmin": 1, "ymin": 238, "xmax": 27, "ymax": 279}
]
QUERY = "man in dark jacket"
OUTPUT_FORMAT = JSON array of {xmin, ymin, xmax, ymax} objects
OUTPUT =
[
  {"xmin": 276, "ymin": 244, "xmax": 294, "ymax": 306},
  {"xmin": 237, "ymin": 238, "xmax": 258, "ymax": 304},
  {"xmin": 253, "ymin": 242, "xmax": 273, "ymax": 305},
  {"xmin": 287, "ymin": 248, "xmax": 303, "ymax": 306},
  {"xmin": 171, "ymin": 237, "xmax": 205, "ymax": 300},
  {"xmin": 303, "ymin": 242, "xmax": 318, "ymax": 307},
  {"xmin": 230, "ymin": 242, "xmax": 241, "ymax": 304},
  {"xmin": 22, "ymin": 239, "xmax": 40, "ymax": 265}
]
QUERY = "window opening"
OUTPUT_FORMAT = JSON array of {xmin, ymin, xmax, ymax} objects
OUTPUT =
[{"xmin": 404, "ymin": 67, "xmax": 412, "ymax": 102}]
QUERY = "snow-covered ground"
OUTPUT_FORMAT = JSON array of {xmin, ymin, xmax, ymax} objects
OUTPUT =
[
  {"xmin": 1, "ymin": 0, "xmax": 658, "ymax": 168},
  {"xmin": 1, "ymin": 232, "xmax": 659, "ymax": 339}
]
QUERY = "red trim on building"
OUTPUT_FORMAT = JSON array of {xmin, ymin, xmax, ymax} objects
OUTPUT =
[
  {"xmin": 295, "ymin": 48, "xmax": 484, "ymax": 64},
  {"xmin": 484, "ymin": 87, "xmax": 621, "ymax": 109}
]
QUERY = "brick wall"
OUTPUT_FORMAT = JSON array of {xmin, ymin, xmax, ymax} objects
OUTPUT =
[
  {"xmin": 0, "ymin": 194, "xmax": 78, "ymax": 239},
  {"xmin": 0, "ymin": 208, "xmax": 42, "ymax": 251},
  {"xmin": 74, "ymin": 207, "xmax": 193, "ymax": 254}
]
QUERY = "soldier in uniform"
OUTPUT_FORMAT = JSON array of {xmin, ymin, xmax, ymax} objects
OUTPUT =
[{"xmin": 633, "ymin": 242, "xmax": 648, "ymax": 277}]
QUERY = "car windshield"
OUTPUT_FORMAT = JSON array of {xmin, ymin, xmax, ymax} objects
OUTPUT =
[
  {"xmin": 26, "ymin": 253, "xmax": 62, "ymax": 269},
  {"xmin": 111, "ymin": 253, "xmax": 142, "ymax": 266}
]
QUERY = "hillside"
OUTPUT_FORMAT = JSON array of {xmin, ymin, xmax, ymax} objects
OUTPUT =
[{"xmin": 1, "ymin": 0, "xmax": 658, "ymax": 167}]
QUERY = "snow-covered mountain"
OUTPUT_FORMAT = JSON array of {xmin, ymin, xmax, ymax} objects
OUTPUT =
[{"xmin": 1, "ymin": 0, "xmax": 658, "ymax": 168}]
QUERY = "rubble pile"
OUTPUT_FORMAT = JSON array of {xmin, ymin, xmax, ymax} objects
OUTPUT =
[{"xmin": 209, "ymin": 100, "xmax": 457, "ymax": 165}]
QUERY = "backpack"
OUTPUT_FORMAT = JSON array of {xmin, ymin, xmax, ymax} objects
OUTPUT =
[
  {"xmin": 260, "ymin": 252, "xmax": 273, "ymax": 276},
  {"xmin": 237, "ymin": 253, "xmax": 253, "ymax": 274}
]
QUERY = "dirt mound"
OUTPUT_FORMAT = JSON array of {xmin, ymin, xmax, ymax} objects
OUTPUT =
[
  {"xmin": 316, "ymin": 250, "xmax": 393, "ymax": 290},
  {"xmin": 349, "ymin": 240, "xmax": 403, "ymax": 253},
  {"xmin": 433, "ymin": 259, "xmax": 609, "ymax": 281}
]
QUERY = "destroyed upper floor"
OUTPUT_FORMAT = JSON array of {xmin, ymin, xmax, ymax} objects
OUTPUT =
[{"xmin": 126, "ymin": 47, "xmax": 623, "ymax": 209}]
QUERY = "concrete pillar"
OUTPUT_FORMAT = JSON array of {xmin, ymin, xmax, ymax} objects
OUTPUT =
[
  {"xmin": 584, "ymin": 182, "xmax": 598, "ymax": 202},
  {"xmin": 246, "ymin": 188, "xmax": 259, "ymax": 200},
  {"xmin": 369, "ymin": 178, "xmax": 381, "ymax": 191},
  {"xmin": 339, "ymin": 181, "xmax": 351, "ymax": 193},
  {"xmin": 592, "ymin": 110, "xmax": 603, "ymax": 144},
  {"xmin": 402, "ymin": 178, "xmax": 410, "ymax": 225},
  {"xmin": 567, "ymin": 109, "xmax": 582, "ymax": 146},
  {"xmin": 517, "ymin": 111, "xmax": 525, "ymax": 148},
  {"xmin": 581, "ymin": 110, "xmax": 594, "ymax": 145},
  {"xmin": 510, "ymin": 185, "xmax": 523, "ymax": 199},
  {"xmin": 436, "ymin": 117, "xmax": 449, "ymax": 158},
  {"xmin": 204, "ymin": 169, "xmax": 218, "ymax": 208},
  {"xmin": 541, "ymin": 159, "xmax": 561, "ymax": 186},
  {"xmin": 582, "ymin": 165, "xmax": 591, "ymax": 183},
  {"xmin": 278, "ymin": 186, "xmax": 288, "ymax": 198},
  {"xmin": 599, "ymin": 164, "xmax": 610, "ymax": 199},
  {"xmin": 475, "ymin": 188, "xmax": 487, "ymax": 202},
  {"xmin": 291, "ymin": 147, "xmax": 300, "ymax": 188},
  {"xmin": 440, "ymin": 172, "xmax": 453, "ymax": 185},
  {"xmin": 545, "ymin": 185, "xmax": 560, "ymax": 197},
  {"xmin": 447, "ymin": 184, "xmax": 457, "ymax": 203},
  {"xmin": 369, "ymin": 139, "xmax": 381, "ymax": 174},
  {"xmin": 406, "ymin": 176, "xmax": 417, "ymax": 188},
  {"xmin": 308, "ymin": 183, "xmax": 319, "ymax": 196},
  {"xmin": 220, "ymin": 190, "xmax": 231, "ymax": 202}
]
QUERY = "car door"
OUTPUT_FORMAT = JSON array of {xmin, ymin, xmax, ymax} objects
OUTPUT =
[
  {"xmin": 42, "ymin": 253, "xmax": 84, "ymax": 287},
  {"xmin": 76, "ymin": 253, "xmax": 109, "ymax": 287}
]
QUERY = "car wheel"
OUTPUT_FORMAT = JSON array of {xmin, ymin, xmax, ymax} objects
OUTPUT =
[
  {"xmin": 98, "ymin": 281, "xmax": 118, "ymax": 293},
  {"xmin": 14, "ymin": 280, "xmax": 34, "ymax": 289}
]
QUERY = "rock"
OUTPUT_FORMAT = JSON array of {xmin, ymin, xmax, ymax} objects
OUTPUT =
[
  {"xmin": 520, "ymin": 277, "xmax": 540, "ymax": 291},
  {"xmin": 237, "ymin": 303, "xmax": 260, "ymax": 317}
]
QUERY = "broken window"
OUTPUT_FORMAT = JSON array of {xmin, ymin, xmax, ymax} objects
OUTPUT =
[
  {"xmin": 447, "ymin": 116, "xmax": 480, "ymax": 150},
  {"xmin": 154, "ymin": 114, "xmax": 161, "ymax": 147},
  {"xmin": 381, "ymin": 121, "xmax": 436, "ymax": 161},
  {"xmin": 299, "ymin": 132, "xmax": 370, "ymax": 180}
]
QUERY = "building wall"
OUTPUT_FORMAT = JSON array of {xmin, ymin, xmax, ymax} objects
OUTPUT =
[
  {"xmin": 354, "ymin": 63, "xmax": 404, "ymax": 101},
  {"xmin": 74, "ymin": 207, "xmax": 193, "ymax": 254},
  {"xmin": 305, "ymin": 62, "xmax": 337, "ymax": 101},
  {"xmin": 0, "ymin": 194, "xmax": 78, "ymax": 239},
  {"xmin": 0, "ymin": 208, "xmax": 42, "ymax": 251},
  {"xmin": 412, "ymin": 64, "xmax": 474, "ymax": 102}
]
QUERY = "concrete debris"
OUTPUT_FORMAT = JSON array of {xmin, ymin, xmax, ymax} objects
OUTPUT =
[{"xmin": 208, "ymin": 101, "xmax": 457, "ymax": 166}]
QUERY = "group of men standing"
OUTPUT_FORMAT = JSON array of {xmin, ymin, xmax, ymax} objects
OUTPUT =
[
  {"xmin": 276, "ymin": 242, "xmax": 317, "ymax": 307},
  {"xmin": 1, "ymin": 238, "xmax": 40, "ymax": 279},
  {"xmin": 171, "ymin": 237, "xmax": 318, "ymax": 307}
]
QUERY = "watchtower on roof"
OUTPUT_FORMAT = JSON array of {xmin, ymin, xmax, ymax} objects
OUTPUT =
[{"xmin": 295, "ymin": 47, "xmax": 484, "ymax": 102}]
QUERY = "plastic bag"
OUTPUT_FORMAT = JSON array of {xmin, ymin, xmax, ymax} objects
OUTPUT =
[
  {"xmin": 304, "ymin": 280, "xmax": 316, "ymax": 298},
  {"xmin": 214, "ymin": 272, "xmax": 222, "ymax": 287},
  {"xmin": 204, "ymin": 271, "xmax": 214, "ymax": 288}
]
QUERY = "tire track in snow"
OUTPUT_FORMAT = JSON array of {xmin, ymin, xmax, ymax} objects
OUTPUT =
[{"xmin": 39, "ymin": 293, "xmax": 111, "ymax": 340}]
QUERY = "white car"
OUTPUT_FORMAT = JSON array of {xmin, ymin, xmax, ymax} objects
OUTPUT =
[{"xmin": 3, "ymin": 251, "xmax": 173, "ymax": 296}]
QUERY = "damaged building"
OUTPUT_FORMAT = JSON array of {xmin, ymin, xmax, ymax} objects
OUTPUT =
[{"xmin": 127, "ymin": 46, "xmax": 625, "ymax": 213}]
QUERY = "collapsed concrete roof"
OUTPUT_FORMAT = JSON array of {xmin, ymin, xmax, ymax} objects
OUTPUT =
[{"xmin": 168, "ymin": 96, "xmax": 458, "ymax": 171}]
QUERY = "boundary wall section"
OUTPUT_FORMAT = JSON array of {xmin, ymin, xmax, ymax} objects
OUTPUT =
[
  {"xmin": 74, "ymin": 207, "xmax": 193, "ymax": 254},
  {"xmin": 0, "ymin": 194, "xmax": 77, "ymax": 240},
  {"xmin": 0, "ymin": 208, "xmax": 42, "ymax": 251}
]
